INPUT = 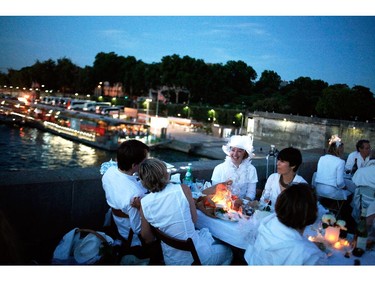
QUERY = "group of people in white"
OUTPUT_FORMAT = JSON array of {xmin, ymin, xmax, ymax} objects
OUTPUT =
[{"xmin": 100, "ymin": 133, "xmax": 374, "ymax": 265}]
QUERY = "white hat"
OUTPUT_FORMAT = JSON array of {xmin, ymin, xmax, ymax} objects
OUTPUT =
[
  {"xmin": 222, "ymin": 135, "xmax": 254, "ymax": 158},
  {"xmin": 73, "ymin": 232, "xmax": 114, "ymax": 264}
]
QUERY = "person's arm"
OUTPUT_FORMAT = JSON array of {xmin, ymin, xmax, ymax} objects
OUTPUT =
[
  {"xmin": 139, "ymin": 207, "xmax": 155, "ymax": 244},
  {"xmin": 210, "ymin": 164, "xmax": 222, "ymax": 186},
  {"xmin": 245, "ymin": 165, "xmax": 258, "ymax": 200},
  {"xmin": 245, "ymin": 182, "xmax": 257, "ymax": 201},
  {"xmin": 336, "ymin": 161, "xmax": 346, "ymax": 189},
  {"xmin": 181, "ymin": 183, "xmax": 197, "ymax": 223},
  {"xmin": 345, "ymin": 152, "xmax": 354, "ymax": 172},
  {"xmin": 260, "ymin": 174, "xmax": 274, "ymax": 202}
]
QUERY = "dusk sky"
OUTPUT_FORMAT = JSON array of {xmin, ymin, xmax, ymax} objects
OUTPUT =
[
  {"xmin": 2, "ymin": 1, "xmax": 374, "ymax": 278},
  {"xmin": 1, "ymin": 1, "xmax": 375, "ymax": 94}
]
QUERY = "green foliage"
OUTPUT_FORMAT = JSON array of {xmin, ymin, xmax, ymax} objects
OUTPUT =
[{"xmin": 1, "ymin": 52, "xmax": 374, "ymax": 122}]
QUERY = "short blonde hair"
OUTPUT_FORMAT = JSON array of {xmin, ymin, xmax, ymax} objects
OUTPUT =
[{"xmin": 139, "ymin": 158, "xmax": 169, "ymax": 192}]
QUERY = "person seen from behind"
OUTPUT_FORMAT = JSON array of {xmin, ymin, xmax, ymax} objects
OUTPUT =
[
  {"xmin": 315, "ymin": 135, "xmax": 357, "ymax": 199},
  {"xmin": 101, "ymin": 139, "xmax": 160, "ymax": 263},
  {"xmin": 244, "ymin": 183, "xmax": 327, "ymax": 265},
  {"xmin": 139, "ymin": 158, "xmax": 233, "ymax": 265}
]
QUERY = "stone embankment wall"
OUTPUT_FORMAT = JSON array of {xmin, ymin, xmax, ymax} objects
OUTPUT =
[
  {"xmin": 249, "ymin": 111, "xmax": 375, "ymax": 150},
  {"xmin": 0, "ymin": 155, "xmax": 319, "ymax": 265}
]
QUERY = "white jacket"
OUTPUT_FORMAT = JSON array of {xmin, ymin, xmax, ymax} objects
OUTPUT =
[{"xmin": 244, "ymin": 214, "xmax": 327, "ymax": 265}]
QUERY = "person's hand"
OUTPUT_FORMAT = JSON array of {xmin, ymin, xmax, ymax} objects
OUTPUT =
[
  {"xmin": 249, "ymin": 200, "xmax": 259, "ymax": 209},
  {"xmin": 233, "ymin": 198, "xmax": 242, "ymax": 211},
  {"xmin": 131, "ymin": 196, "xmax": 141, "ymax": 209}
]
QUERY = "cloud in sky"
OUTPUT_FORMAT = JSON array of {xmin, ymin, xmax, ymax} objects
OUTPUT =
[{"xmin": 0, "ymin": 15, "xmax": 374, "ymax": 93}]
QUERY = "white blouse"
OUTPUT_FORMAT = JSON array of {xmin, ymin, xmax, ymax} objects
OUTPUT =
[{"xmin": 211, "ymin": 156, "xmax": 258, "ymax": 200}]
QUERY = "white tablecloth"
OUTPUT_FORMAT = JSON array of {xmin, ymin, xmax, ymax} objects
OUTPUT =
[
  {"xmin": 196, "ymin": 209, "xmax": 375, "ymax": 265},
  {"xmin": 195, "ymin": 209, "xmax": 270, "ymax": 250}
]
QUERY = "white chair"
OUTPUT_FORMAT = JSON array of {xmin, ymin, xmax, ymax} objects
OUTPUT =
[{"xmin": 351, "ymin": 185, "xmax": 375, "ymax": 223}]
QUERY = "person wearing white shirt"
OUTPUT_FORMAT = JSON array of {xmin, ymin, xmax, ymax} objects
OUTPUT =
[
  {"xmin": 244, "ymin": 183, "xmax": 327, "ymax": 265},
  {"xmin": 315, "ymin": 135, "xmax": 355, "ymax": 200},
  {"xmin": 351, "ymin": 162, "xmax": 375, "ymax": 222},
  {"xmin": 345, "ymin": 139, "xmax": 371, "ymax": 172},
  {"xmin": 101, "ymin": 140, "xmax": 149, "ymax": 248},
  {"xmin": 315, "ymin": 135, "xmax": 357, "ymax": 232},
  {"xmin": 259, "ymin": 147, "xmax": 306, "ymax": 209},
  {"xmin": 139, "ymin": 158, "xmax": 233, "ymax": 265},
  {"xmin": 211, "ymin": 135, "xmax": 258, "ymax": 202}
]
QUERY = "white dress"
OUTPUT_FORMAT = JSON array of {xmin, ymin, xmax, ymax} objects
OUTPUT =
[
  {"xmin": 260, "ymin": 173, "xmax": 307, "ymax": 208},
  {"xmin": 101, "ymin": 165, "xmax": 148, "ymax": 246},
  {"xmin": 141, "ymin": 182, "xmax": 233, "ymax": 265},
  {"xmin": 211, "ymin": 156, "xmax": 258, "ymax": 200},
  {"xmin": 244, "ymin": 213, "xmax": 327, "ymax": 265}
]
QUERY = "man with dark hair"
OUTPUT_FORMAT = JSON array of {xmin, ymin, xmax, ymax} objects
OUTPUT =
[
  {"xmin": 345, "ymin": 139, "xmax": 371, "ymax": 171},
  {"xmin": 101, "ymin": 140, "xmax": 155, "ymax": 263}
]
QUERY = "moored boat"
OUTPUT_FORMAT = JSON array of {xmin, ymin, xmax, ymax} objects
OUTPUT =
[{"xmin": 0, "ymin": 98, "xmax": 162, "ymax": 151}]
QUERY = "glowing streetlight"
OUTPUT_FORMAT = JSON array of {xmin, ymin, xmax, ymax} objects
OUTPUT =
[
  {"xmin": 145, "ymin": 98, "xmax": 152, "ymax": 124},
  {"xmin": 184, "ymin": 106, "xmax": 190, "ymax": 119},
  {"xmin": 238, "ymin": 112, "xmax": 244, "ymax": 135},
  {"xmin": 208, "ymin": 109, "xmax": 216, "ymax": 124}
]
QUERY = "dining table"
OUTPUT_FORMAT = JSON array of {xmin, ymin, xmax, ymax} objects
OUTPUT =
[{"xmin": 195, "ymin": 205, "xmax": 375, "ymax": 265}]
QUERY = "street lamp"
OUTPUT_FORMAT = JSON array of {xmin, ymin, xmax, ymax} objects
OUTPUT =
[
  {"xmin": 145, "ymin": 98, "xmax": 152, "ymax": 124},
  {"xmin": 208, "ymin": 109, "xmax": 216, "ymax": 124},
  {"xmin": 184, "ymin": 106, "xmax": 190, "ymax": 119},
  {"xmin": 239, "ymin": 112, "xmax": 244, "ymax": 135}
]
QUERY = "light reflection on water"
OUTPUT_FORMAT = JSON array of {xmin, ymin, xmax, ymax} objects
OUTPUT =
[{"xmin": 0, "ymin": 124, "xmax": 209, "ymax": 172}]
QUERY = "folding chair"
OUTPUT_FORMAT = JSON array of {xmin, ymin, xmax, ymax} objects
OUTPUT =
[
  {"xmin": 352, "ymin": 185, "xmax": 375, "ymax": 222},
  {"xmin": 311, "ymin": 174, "xmax": 347, "ymax": 219},
  {"xmin": 318, "ymin": 197, "xmax": 345, "ymax": 219},
  {"xmin": 151, "ymin": 226, "xmax": 201, "ymax": 265}
]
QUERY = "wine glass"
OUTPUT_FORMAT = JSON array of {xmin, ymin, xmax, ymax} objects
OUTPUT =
[{"xmin": 260, "ymin": 190, "xmax": 271, "ymax": 210}]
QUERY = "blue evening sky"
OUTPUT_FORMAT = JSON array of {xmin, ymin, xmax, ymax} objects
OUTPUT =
[{"xmin": 1, "ymin": 1, "xmax": 375, "ymax": 93}]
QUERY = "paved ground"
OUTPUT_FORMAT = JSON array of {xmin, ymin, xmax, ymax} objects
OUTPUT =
[{"xmin": 167, "ymin": 124, "xmax": 291, "ymax": 160}]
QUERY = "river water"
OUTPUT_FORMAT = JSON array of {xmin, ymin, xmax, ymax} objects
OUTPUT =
[{"xmin": 0, "ymin": 124, "xmax": 209, "ymax": 172}]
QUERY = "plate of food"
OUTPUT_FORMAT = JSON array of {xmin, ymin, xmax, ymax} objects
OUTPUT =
[{"xmin": 214, "ymin": 207, "xmax": 240, "ymax": 222}]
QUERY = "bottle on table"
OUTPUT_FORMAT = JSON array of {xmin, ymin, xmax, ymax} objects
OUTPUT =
[
  {"xmin": 183, "ymin": 163, "xmax": 193, "ymax": 188},
  {"xmin": 351, "ymin": 158, "xmax": 358, "ymax": 176},
  {"xmin": 353, "ymin": 194, "xmax": 368, "ymax": 256}
]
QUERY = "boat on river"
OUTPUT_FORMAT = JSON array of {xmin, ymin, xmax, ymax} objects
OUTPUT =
[{"xmin": 0, "ymin": 97, "xmax": 163, "ymax": 151}]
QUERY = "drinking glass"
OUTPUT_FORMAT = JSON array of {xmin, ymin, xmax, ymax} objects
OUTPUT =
[{"xmin": 262, "ymin": 190, "xmax": 271, "ymax": 204}]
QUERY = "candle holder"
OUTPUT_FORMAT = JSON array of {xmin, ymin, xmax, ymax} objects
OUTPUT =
[{"xmin": 324, "ymin": 226, "xmax": 340, "ymax": 244}]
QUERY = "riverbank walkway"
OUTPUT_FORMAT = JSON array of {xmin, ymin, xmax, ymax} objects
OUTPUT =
[
  {"xmin": 166, "ymin": 124, "xmax": 270, "ymax": 160},
  {"xmin": 165, "ymin": 124, "xmax": 324, "ymax": 161}
]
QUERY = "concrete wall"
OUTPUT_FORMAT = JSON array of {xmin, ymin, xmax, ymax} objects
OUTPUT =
[
  {"xmin": 249, "ymin": 111, "xmax": 375, "ymax": 151},
  {"xmin": 0, "ymin": 155, "xmax": 320, "ymax": 264}
]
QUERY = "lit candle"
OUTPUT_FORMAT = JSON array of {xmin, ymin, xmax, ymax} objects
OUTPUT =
[
  {"xmin": 333, "ymin": 241, "xmax": 342, "ymax": 249},
  {"xmin": 324, "ymin": 226, "xmax": 340, "ymax": 244}
]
